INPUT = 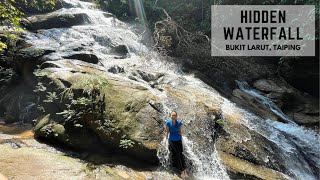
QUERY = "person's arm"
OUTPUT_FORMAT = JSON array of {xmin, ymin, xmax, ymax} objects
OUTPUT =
[{"xmin": 165, "ymin": 125, "xmax": 169, "ymax": 140}]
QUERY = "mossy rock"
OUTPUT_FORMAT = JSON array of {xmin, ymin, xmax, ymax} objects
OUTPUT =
[
  {"xmin": 33, "ymin": 60, "xmax": 163, "ymax": 163},
  {"xmin": 34, "ymin": 114, "xmax": 50, "ymax": 133}
]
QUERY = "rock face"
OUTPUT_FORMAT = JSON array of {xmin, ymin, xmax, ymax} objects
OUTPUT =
[
  {"xmin": 232, "ymin": 78, "xmax": 319, "ymax": 126},
  {"xmin": 32, "ymin": 60, "xmax": 163, "ymax": 164},
  {"xmin": 277, "ymin": 56, "xmax": 319, "ymax": 97},
  {"xmin": 62, "ymin": 53, "xmax": 99, "ymax": 64},
  {"xmin": 216, "ymin": 123, "xmax": 287, "ymax": 177},
  {"xmin": 21, "ymin": 12, "xmax": 89, "ymax": 30},
  {"xmin": 231, "ymin": 88, "xmax": 279, "ymax": 121},
  {"xmin": 111, "ymin": 45, "xmax": 130, "ymax": 59},
  {"xmin": 253, "ymin": 79, "xmax": 319, "ymax": 125}
]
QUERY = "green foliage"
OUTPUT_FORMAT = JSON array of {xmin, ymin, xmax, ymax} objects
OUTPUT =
[
  {"xmin": 60, "ymin": 88, "xmax": 74, "ymax": 101},
  {"xmin": 0, "ymin": 0, "xmax": 22, "ymax": 52},
  {"xmin": 95, "ymin": 118, "xmax": 118, "ymax": 135},
  {"xmin": 216, "ymin": 118, "xmax": 224, "ymax": 127},
  {"xmin": 57, "ymin": 93, "xmax": 100, "ymax": 124},
  {"xmin": 33, "ymin": 82, "xmax": 47, "ymax": 93},
  {"xmin": 0, "ymin": 41, "xmax": 7, "ymax": 50},
  {"xmin": 56, "ymin": 108, "xmax": 77, "ymax": 121},
  {"xmin": 34, "ymin": 69, "xmax": 113, "ymax": 133},
  {"xmin": 26, "ymin": 0, "xmax": 58, "ymax": 12},
  {"xmin": 119, "ymin": 135, "xmax": 135, "ymax": 149},
  {"xmin": 0, "ymin": 0, "xmax": 23, "ymax": 28},
  {"xmin": 70, "ymin": 73, "xmax": 110, "ymax": 96},
  {"xmin": 43, "ymin": 92, "xmax": 59, "ymax": 103},
  {"xmin": 0, "ymin": 0, "xmax": 61, "ymax": 52},
  {"xmin": 53, "ymin": 75, "xmax": 110, "ymax": 131}
]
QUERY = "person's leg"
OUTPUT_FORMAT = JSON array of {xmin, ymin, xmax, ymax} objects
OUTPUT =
[
  {"xmin": 174, "ymin": 140, "xmax": 187, "ymax": 177},
  {"xmin": 177, "ymin": 140, "xmax": 188, "ymax": 178},
  {"xmin": 169, "ymin": 140, "xmax": 178, "ymax": 169},
  {"xmin": 178, "ymin": 140, "xmax": 186, "ymax": 170}
]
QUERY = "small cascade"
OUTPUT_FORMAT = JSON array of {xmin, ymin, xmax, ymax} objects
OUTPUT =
[{"xmin": 236, "ymin": 80, "xmax": 294, "ymax": 123}]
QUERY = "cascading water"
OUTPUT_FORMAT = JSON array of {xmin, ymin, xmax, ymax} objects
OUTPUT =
[
  {"xmin": 24, "ymin": 0, "xmax": 319, "ymax": 179},
  {"xmin": 234, "ymin": 81, "xmax": 320, "ymax": 180},
  {"xmin": 235, "ymin": 80, "xmax": 294, "ymax": 123}
]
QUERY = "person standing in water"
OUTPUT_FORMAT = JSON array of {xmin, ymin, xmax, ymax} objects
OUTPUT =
[{"xmin": 165, "ymin": 111, "xmax": 188, "ymax": 178}]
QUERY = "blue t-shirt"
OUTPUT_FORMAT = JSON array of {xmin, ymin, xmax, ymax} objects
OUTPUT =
[{"xmin": 165, "ymin": 119, "xmax": 182, "ymax": 141}]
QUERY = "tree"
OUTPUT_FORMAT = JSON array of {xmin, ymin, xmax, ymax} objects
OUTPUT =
[{"xmin": 0, "ymin": 0, "xmax": 23, "ymax": 52}]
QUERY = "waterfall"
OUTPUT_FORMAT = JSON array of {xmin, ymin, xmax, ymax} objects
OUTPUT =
[
  {"xmin": 234, "ymin": 81, "xmax": 320, "ymax": 180},
  {"xmin": 235, "ymin": 80, "xmax": 294, "ymax": 123},
  {"xmin": 24, "ymin": 0, "xmax": 319, "ymax": 179}
]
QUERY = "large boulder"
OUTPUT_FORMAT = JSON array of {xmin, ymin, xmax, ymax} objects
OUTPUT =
[
  {"xmin": 33, "ymin": 60, "xmax": 163, "ymax": 164},
  {"xmin": 21, "ymin": 12, "xmax": 89, "ymax": 31}
]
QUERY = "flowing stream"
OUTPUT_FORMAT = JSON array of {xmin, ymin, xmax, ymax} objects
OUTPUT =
[
  {"xmin": 24, "ymin": 1, "xmax": 319, "ymax": 179},
  {"xmin": 236, "ymin": 81, "xmax": 294, "ymax": 123}
]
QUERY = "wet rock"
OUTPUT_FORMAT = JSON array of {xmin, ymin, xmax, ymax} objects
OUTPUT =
[
  {"xmin": 231, "ymin": 79, "xmax": 319, "ymax": 126},
  {"xmin": 21, "ymin": 12, "xmax": 89, "ymax": 31},
  {"xmin": 253, "ymin": 79, "xmax": 295, "ymax": 94},
  {"xmin": 73, "ymin": 46, "xmax": 86, "ymax": 51},
  {"xmin": 108, "ymin": 65, "xmax": 125, "ymax": 74},
  {"xmin": 132, "ymin": 70, "xmax": 164, "ymax": 83},
  {"xmin": 216, "ymin": 126, "xmax": 286, "ymax": 173},
  {"xmin": 102, "ymin": 12, "xmax": 114, "ymax": 18},
  {"xmin": 11, "ymin": 46, "xmax": 55, "ymax": 82},
  {"xmin": 231, "ymin": 89, "xmax": 279, "ymax": 121},
  {"xmin": 111, "ymin": 45, "xmax": 129, "ymax": 58},
  {"xmin": 148, "ymin": 100, "xmax": 163, "ymax": 114},
  {"xmin": 34, "ymin": 114, "xmax": 50, "ymax": 133},
  {"xmin": 62, "ymin": 53, "xmax": 99, "ymax": 64},
  {"xmin": 16, "ymin": 47, "xmax": 54, "ymax": 60},
  {"xmin": 219, "ymin": 151, "xmax": 288, "ymax": 180},
  {"xmin": 0, "ymin": 138, "xmax": 27, "ymax": 149},
  {"xmin": 132, "ymin": 70, "xmax": 156, "ymax": 82},
  {"xmin": 253, "ymin": 79, "xmax": 296, "ymax": 108},
  {"xmin": 128, "ymin": 75, "xmax": 138, "ymax": 81}
]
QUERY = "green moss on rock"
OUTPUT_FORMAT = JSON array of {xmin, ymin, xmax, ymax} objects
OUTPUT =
[{"xmin": 34, "ymin": 114, "xmax": 50, "ymax": 133}]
